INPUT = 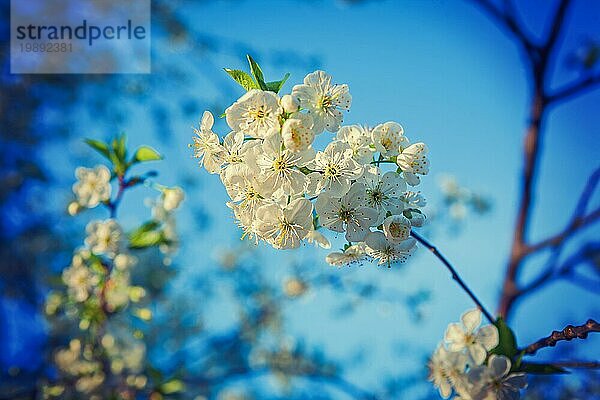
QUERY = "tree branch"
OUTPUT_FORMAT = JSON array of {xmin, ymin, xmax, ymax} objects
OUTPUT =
[
  {"xmin": 523, "ymin": 319, "xmax": 600, "ymax": 355},
  {"xmin": 547, "ymin": 361, "xmax": 600, "ymax": 369},
  {"xmin": 410, "ymin": 230, "xmax": 495, "ymax": 324},
  {"xmin": 548, "ymin": 73, "xmax": 600, "ymax": 103},
  {"xmin": 526, "ymin": 207, "xmax": 600, "ymax": 253},
  {"xmin": 468, "ymin": 0, "xmax": 538, "ymax": 56}
]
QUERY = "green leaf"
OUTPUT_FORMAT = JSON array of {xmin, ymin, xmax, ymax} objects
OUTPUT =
[
  {"xmin": 160, "ymin": 379, "xmax": 185, "ymax": 394},
  {"xmin": 490, "ymin": 317, "xmax": 519, "ymax": 358},
  {"xmin": 112, "ymin": 133, "xmax": 127, "ymax": 162},
  {"xmin": 84, "ymin": 139, "xmax": 111, "ymax": 159},
  {"xmin": 518, "ymin": 362, "xmax": 569, "ymax": 375},
  {"xmin": 132, "ymin": 146, "xmax": 163, "ymax": 163},
  {"xmin": 247, "ymin": 54, "xmax": 268, "ymax": 90},
  {"xmin": 224, "ymin": 68, "xmax": 259, "ymax": 91},
  {"xmin": 128, "ymin": 221, "xmax": 163, "ymax": 249},
  {"xmin": 265, "ymin": 73, "xmax": 290, "ymax": 93}
]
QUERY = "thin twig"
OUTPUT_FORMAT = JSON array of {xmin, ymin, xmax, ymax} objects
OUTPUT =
[
  {"xmin": 548, "ymin": 74, "xmax": 600, "ymax": 103},
  {"xmin": 548, "ymin": 361, "xmax": 600, "ymax": 369},
  {"xmin": 410, "ymin": 230, "xmax": 495, "ymax": 324},
  {"xmin": 523, "ymin": 319, "xmax": 600, "ymax": 355}
]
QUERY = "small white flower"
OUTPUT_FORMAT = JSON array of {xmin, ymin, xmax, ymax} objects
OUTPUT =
[
  {"xmin": 281, "ymin": 94, "xmax": 299, "ymax": 113},
  {"xmin": 364, "ymin": 231, "xmax": 417, "ymax": 266},
  {"xmin": 104, "ymin": 271, "xmax": 131, "ymax": 311},
  {"xmin": 467, "ymin": 355, "xmax": 527, "ymax": 400},
  {"xmin": 292, "ymin": 70, "xmax": 351, "ymax": 133},
  {"xmin": 85, "ymin": 219, "xmax": 123, "ymax": 257},
  {"xmin": 445, "ymin": 309, "xmax": 499, "ymax": 366},
  {"xmin": 360, "ymin": 168, "xmax": 407, "ymax": 224},
  {"xmin": 223, "ymin": 164, "xmax": 269, "ymax": 218},
  {"xmin": 305, "ymin": 229, "xmax": 331, "ymax": 249},
  {"xmin": 325, "ymin": 243, "xmax": 367, "ymax": 266},
  {"xmin": 316, "ymin": 183, "xmax": 378, "ymax": 242},
  {"xmin": 221, "ymin": 130, "xmax": 246, "ymax": 165},
  {"xmin": 161, "ymin": 187, "xmax": 185, "ymax": 212},
  {"xmin": 428, "ymin": 345, "xmax": 469, "ymax": 399},
  {"xmin": 401, "ymin": 191, "xmax": 427, "ymax": 208},
  {"xmin": 336, "ymin": 125, "xmax": 374, "ymax": 164},
  {"xmin": 254, "ymin": 198, "xmax": 313, "ymax": 249},
  {"xmin": 72, "ymin": 165, "xmax": 111, "ymax": 208},
  {"xmin": 396, "ymin": 142, "xmax": 430, "ymax": 186},
  {"xmin": 382, "ymin": 214, "xmax": 411, "ymax": 243},
  {"xmin": 408, "ymin": 211, "xmax": 426, "ymax": 227},
  {"xmin": 191, "ymin": 111, "xmax": 225, "ymax": 174},
  {"xmin": 281, "ymin": 113, "xmax": 315, "ymax": 152},
  {"xmin": 256, "ymin": 133, "xmax": 314, "ymax": 196},
  {"xmin": 226, "ymin": 89, "xmax": 282, "ymax": 138},
  {"xmin": 306, "ymin": 141, "xmax": 362, "ymax": 196},
  {"xmin": 371, "ymin": 121, "xmax": 408, "ymax": 157},
  {"xmin": 62, "ymin": 263, "xmax": 99, "ymax": 302},
  {"xmin": 113, "ymin": 253, "xmax": 137, "ymax": 271}
]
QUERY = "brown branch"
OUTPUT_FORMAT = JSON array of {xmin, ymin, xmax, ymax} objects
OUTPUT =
[
  {"xmin": 520, "ymin": 241, "xmax": 600, "ymax": 294},
  {"xmin": 548, "ymin": 361, "xmax": 600, "ymax": 369},
  {"xmin": 548, "ymin": 74, "xmax": 600, "ymax": 103},
  {"xmin": 410, "ymin": 230, "xmax": 495, "ymax": 324},
  {"xmin": 523, "ymin": 319, "xmax": 600, "ymax": 355},
  {"xmin": 527, "ymin": 208, "xmax": 600, "ymax": 253},
  {"xmin": 468, "ymin": 0, "xmax": 538, "ymax": 56},
  {"xmin": 495, "ymin": 0, "xmax": 587, "ymax": 320}
]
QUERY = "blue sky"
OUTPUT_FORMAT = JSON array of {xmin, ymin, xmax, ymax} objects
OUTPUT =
[{"xmin": 3, "ymin": 0, "xmax": 599, "ymax": 397}]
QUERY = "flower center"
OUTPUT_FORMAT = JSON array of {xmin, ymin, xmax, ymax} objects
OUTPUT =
[
  {"xmin": 318, "ymin": 94, "xmax": 333, "ymax": 110},
  {"xmin": 273, "ymin": 156, "xmax": 289, "ymax": 173},
  {"xmin": 381, "ymin": 137, "xmax": 393, "ymax": 150},
  {"xmin": 249, "ymin": 106, "xmax": 267, "ymax": 121},
  {"xmin": 367, "ymin": 187, "xmax": 385, "ymax": 206},
  {"xmin": 338, "ymin": 207, "xmax": 353, "ymax": 222},
  {"xmin": 324, "ymin": 163, "xmax": 339, "ymax": 177},
  {"xmin": 389, "ymin": 222, "xmax": 407, "ymax": 238}
]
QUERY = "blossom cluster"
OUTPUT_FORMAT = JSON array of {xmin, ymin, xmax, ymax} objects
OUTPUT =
[
  {"xmin": 428, "ymin": 309, "xmax": 527, "ymax": 399},
  {"xmin": 46, "ymin": 137, "xmax": 185, "ymax": 398},
  {"xmin": 191, "ymin": 66, "xmax": 430, "ymax": 267}
]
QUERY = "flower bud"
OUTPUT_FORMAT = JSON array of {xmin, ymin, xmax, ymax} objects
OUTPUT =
[
  {"xmin": 162, "ymin": 187, "xmax": 185, "ymax": 211},
  {"xmin": 281, "ymin": 94, "xmax": 299, "ymax": 113},
  {"xmin": 382, "ymin": 215, "xmax": 411, "ymax": 243},
  {"xmin": 281, "ymin": 113, "xmax": 315, "ymax": 152}
]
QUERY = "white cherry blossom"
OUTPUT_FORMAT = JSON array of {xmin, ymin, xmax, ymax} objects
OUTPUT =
[
  {"xmin": 428, "ymin": 345, "xmax": 469, "ymax": 399},
  {"xmin": 281, "ymin": 113, "xmax": 315, "ymax": 152},
  {"xmin": 85, "ymin": 219, "xmax": 123, "ymax": 257},
  {"xmin": 226, "ymin": 89, "xmax": 282, "ymax": 138},
  {"xmin": 382, "ymin": 214, "xmax": 411, "ymax": 243},
  {"xmin": 336, "ymin": 125, "xmax": 374, "ymax": 164},
  {"xmin": 306, "ymin": 141, "xmax": 362, "ymax": 196},
  {"xmin": 161, "ymin": 187, "xmax": 185, "ymax": 212},
  {"xmin": 223, "ymin": 164, "xmax": 270, "ymax": 219},
  {"xmin": 305, "ymin": 229, "xmax": 331, "ymax": 249},
  {"xmin": 315, "ymin": 183, "xmax": 378, "ymax": 242},
  {"xmin": 371, "ymin": 121, "xmax": 408, "ymax": 157},
  {"xmin": 364, "ymin": 231, "xmax": 417, "ymax": 266},
  {"xmin": 292, "ymin": 70, "xmax": 351, "ymax": 133},
  {"xmin": 256, "ymin": 133, "xmax": 314, "ymax": 196},
  {"xmin": 191, "ymin": 111, "xmax": 225, "ymax": 174},
  {"xmin": 444, "ymin": 309, "xmax": 499, "ymax": 366},
  {"xmin": 73, "ymin": 165, "xmax": 111, "ymax": 208},
  {"xmin": 281, "ymin": 94, "xmax": 299, "ymax": 113},
  {"xmin": 467, "ymin": 355, "xmax": 527, "ymax": 400},
  {"xmin": 397, "ymin": 142, "xmax": 430, "ymax": 186},
  {"xmin": 360, "ymin": 168, "xmax": 407, "ymax": 223},
  {"xmin": 325, "ymin": 243, "xmax": 367, "ymax": 266},
  {"xmin": 253, "ymin": 198, "xmax": 313, "ymax": 249}
]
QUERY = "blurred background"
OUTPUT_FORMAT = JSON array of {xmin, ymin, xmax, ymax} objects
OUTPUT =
[{"xmin": 1, "ymin": 0, "xmax": 599, "ymax": 399}]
